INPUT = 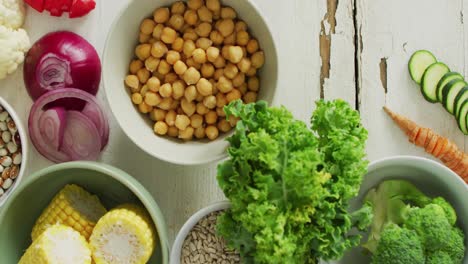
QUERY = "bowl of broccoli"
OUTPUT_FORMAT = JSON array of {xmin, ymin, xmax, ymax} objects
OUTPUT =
[{"xmin": 337, "ymin": 155, "xmax": 468, "ymax": 264}]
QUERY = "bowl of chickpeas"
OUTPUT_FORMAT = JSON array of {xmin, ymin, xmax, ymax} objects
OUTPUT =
[{"xmin": 103, "ymin": 0, "xmax": 277, "ymax": 164}]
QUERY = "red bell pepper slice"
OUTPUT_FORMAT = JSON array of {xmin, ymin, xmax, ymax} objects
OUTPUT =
[
  {"xmin": 44, "ymin": 0, "xmax": 73, "ymax": 16},
  {"xmin": 24, "ymin": 0, "xmax": 45, "ymax": 12},
  {"xmin": 69, "ymin": 0, "xmax": 96, "ymax": 18}
]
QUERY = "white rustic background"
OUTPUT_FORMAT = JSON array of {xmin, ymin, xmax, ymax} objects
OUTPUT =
[{"xmin": 1, "ymin": 0, "xmax": 467, "ymax": 244}]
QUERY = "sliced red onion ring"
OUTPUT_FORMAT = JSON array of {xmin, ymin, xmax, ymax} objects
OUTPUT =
[
  {"xmin": 38, "ymin": 107, "xmax": 67, "ymax": 150},
  {"xmin": 29, "ymin": 88, "xmax": 107, "ymax": 163},
  {"xmin": 81, "ymin": 102, "xmax": 109, "ymax": 150},
  {"xmin": 60, "ymin": 111, "xmax": 101, "ymax": 161}
]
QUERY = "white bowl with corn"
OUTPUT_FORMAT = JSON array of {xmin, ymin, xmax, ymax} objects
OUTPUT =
[
  {"xmin": 103, "ymin": 0, "xmax": 278, "ymax": 165},
  {"xmin": 0, "ymin": 161, "xmax": 169, "ymax": 264}
]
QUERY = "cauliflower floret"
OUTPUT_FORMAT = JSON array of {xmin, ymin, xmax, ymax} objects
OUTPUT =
[
  {"xmin": 0, "ymin": 25, "xmax": 30, "ymax": 79},
  {"xmin": 0, "ymin": 0, "xmax": 25, "ymax": 29}
]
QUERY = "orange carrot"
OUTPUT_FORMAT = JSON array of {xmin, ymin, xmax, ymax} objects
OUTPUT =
[{"xmin": 383, "ymin": 106, "xmax": 468, "ymax": 182}]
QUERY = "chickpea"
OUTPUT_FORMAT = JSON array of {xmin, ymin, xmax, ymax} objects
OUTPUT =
[
  {"xmin": 236, "ymin": 31, "xmax": 249, "ymax": 46},
  {"xmin": 232, "ymin": 72, "xmax": 245, "ymax": 87},
  {"xmin": 216, "ymin": 107, "xmax": 225, "ymax": 117},
  {"xmin": 246, "ymin": 39, "xmax": 259, "ymax": 54},
  {"xmin": 140, "ymin": 85, "xmax": 149, "ymax": 96},
  {"xmin": 172, "ymin": 80, "xmax": 186, "ymax": 99},
  {"xmin": 172, "ymin": 37, "xmax": 184, "ymax": 52},
  {"xmin": 196, "ymin": 22, "xmax": 212, "ymax": 37},
  {"xmin": 223, "ymin": 33, "xmax": 236, "ymax": 45},
  {"xmin": 196, "ymin": 38, "xmax": 212, "ymax": 50},
  {"xmin": 183, "ymin": 31, "xmax": 198, "ymax": 41},
  {"xmin": 166, "ymin": 50, "xmax": 181, "ymax": 65},
  {"xmin": 153, "ymin": 121, "xmax": 168, "ymax": 135},
  {"xmin": 243, "ymin": 91, "xmax": 258, "ymax": 103},
  {"xmin": 161, "ymin": 27, "xmax": 177, "ymax": 44},
  {"xmin": 224, "ymin": 63, "xmax": 238, "ymax": 79},
  {"xmin": 217, "ymin": 19, "xmax": 234, "ymax": 37},
  {"xmin": 168, "ymin": 14, "xmax": 185, "ymax": 30},
  {"xmin": 218, "ymin": 119, "xmax": 231, "ymax": 132},
  {"xmin": 210, "ymin": 79, "xmax": 218, "ymax": 94},
  {"xmin": 248, "ymin": 76, "xmax": 260, "ymax": 91},
  {"xmin": 138, "ymin": 102, "xmax": 152, "ymax": 113},
  {"xmin": 184, "ymin": 85, "xmax": 198, "ymax": 102},
  {"xmin": 175, "ymin": 115, "xmax": 191, "ymax": 130},
  {"xmin": 167, "ymin": 126, "xmax": 179, "ymax": 137},
  {"xmin": 148, "ymin": 38, "xmax": 158, "ymax": 44},
  {"xmin": 246, "ymin": 67, "xmax": 257, "ymax": 77},
  {"xmin": 192, "ymin": 48, "xmax": 207, "ymax": 64},
  {"xmin": 157, "ymin": 60, "xmax": 171, "ymax": 75},
  {"xmin": 187, "ymin": 57, "xmax": 202, "ymax": 69},
  {"xmin": 179, "ymin": 126, "xmax": 194, "ymax": 140},
  {"xmin": 152, "ymin": 24, "xmax": 164, "ymax": 39},
  {"xmin": 139, "ymin": 33, "xmax": 151, "ymax": 43},
  {"xmin": 171, "ymin": 1, "xmax": 186, "ymax": 14},
  {"xmin": 152, "ymin": 109, "xmax": 167, "ymax": 121},
  {"xmin": 174, "ymin": 60, "xmax": 188, "ymax": 75},
  {"xmin": 226, "ymin": 88, "xmax": 241, "ymax": 102},
  {"xmin": 237, "ymin": 57, "xmax": 251, "ymax": 73},
  {"xmin": 137, "ymin": 68, "xmax": 150, "ymax": 83},
  {"xmin": 215, "ymin": 93, "xmax": 227, "ymax": 107},
  {"xmin": 147, "ymin": 77, "xmax": 161, "ymax": 92},
  {"xmin": 205, "ymin": 111, "xmax": 217, "ymax": 124},
  {"xmin": 151, "ymin": 41, "xmax": 167, "ymax": 58},
  {"xmin": 235, "ymin": 20, "xmax": 247, "ymax": 32},
  {"xmin": 205, "ymin": 125, "xmax": 219, "ymax": 140},
  {"xmin": 153, "ymin": 7, "xmax": 170, "ymax": 23},
  {"xmin": 158, "ymin": 97, "xmax": 173, "ymax": 110},
  {"xmin": 125, "ymin": 75, "xmax": 139, "ymax": 90},
  {"xmin": 143, "ymin": 92, "xmax": 161, "ymax": 106},
  {"xmin": 158, "ymin": 83, "xmax": 171, "ymax": 98},
  {"xmin": 221, "ymin": 7, "xmax": 236, "ymax": 19},
  {"xmin": 164, "ymin": 73, "xmax": 178, "ymax": 84},
  {"xmin": 184, "ymin": 10, "xmax": 198, "ymax": 25},
  {"xmin": 209, "ymin": 30, "xmax": 224, "ymax": 45},
  {"xmin": 197, "ymin": 6, "xmax": 212, "ymax": 22},
  {"xmin": 153, "ymin": 72, "xmax": 165, "ymax": 82},
  {"xmin": 181, "ymin": 98, "xmax": 196, "ymax": 116},
  {"xmin": 251, "ymin": 51, "xmax": 265, "ymax": 68},
  {"xmin": 217, "ymin": 76, "xmax": 233, "ymax": 93},
  {"xmin": 239, "ymin": 83, "xmax": 248, "ymax": 94},
  {"xmin": 131, "ymin": 93, "xmax": 143, "ymax": 104},
  {"xmin": 201, "ymin": 63, "xmax": 215, "ymax": 78},
  {"xmin": 206, "ymin": 0, "xmax": 220, "ymax": 11},
  {"xmin": 187, "ymin": 0, "xmax": 203, "ymax": 10},
  {"xmin": 213, "ymin": 68, "xmax": 224, "ymax": 80},
  {"xmin": 183, "ymin": 67, "xmax": 201, "ymax": 85},
  {"xmin": 196, "ymin": 102, "xmax": 209, "ymax": 115},
  {"xmin": 140, "ymin": 18, "xmax": 156, "ymax": 35},
  {"xmin": 196, "ymin": 78, "xmax": 213, "ymax": 96},
  {"xmin": 129, "ymin": 60, "xmax": 143, "ymax": 74},
  {"xmin": 164, "ymin": 110, "xmax": 177, "ymax": 126},
  {"xmin": 193, "ymin": 126, "xmax": 205, "ymax": 139},
  {"xmin": 213, "ymin": 56, "xmax": 226, "ymax": 68},
  {"xmin": 203, "ymin": 48, "xmax": 218, "ymax": 63},
  {"xmin": 188, "ymin": 114, "xmax": 202, "ymax": 128},
  {"xmin": 145, "ymin": 56, "xmax": 160, "ymax": 72},
  {"xmin": 227, "ymin": 46, "xmax": 243, "ymax": 63},
  {"xmin": 228, "ymin": 116, "xmax": 239, "ymax": 127},
  {"xmin": 203, "ymin": 95, "xmax": 217, "ymax": 109},
  {"xmin": 183, "ymin": 39, "xmax": 196, "ymax": 57},
  {"xmin": 135, "ymin": 44, "xmax": 151, "ymax": 60}
]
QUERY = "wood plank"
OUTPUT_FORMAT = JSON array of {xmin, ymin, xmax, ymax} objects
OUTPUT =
[{"xmin": 357, "ymin": 0, "xmax": 466, "ymax": 162}]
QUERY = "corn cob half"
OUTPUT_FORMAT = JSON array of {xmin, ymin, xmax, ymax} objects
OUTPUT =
[
  {"xmin": 19, "ymin": 225, "xmax": 92, "ymax": 264},
  {"xmin": 32, "ymin": 184, "xmax": 107, "ymax": 241},
  {"xmin": 90, "ymin": 204, "xmax": 156, "ymax": 264}
]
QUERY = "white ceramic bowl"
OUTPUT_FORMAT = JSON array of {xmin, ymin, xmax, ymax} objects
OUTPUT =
[
  {"xmin": 103, "ymin": 0, "xmax": 278, "ymax": 165},
  {"xmin": 0, "ymin": 97, "xmax": 28, "ymax": 208},
  {"xmin": 338, "ymin": 155, "xmax": 468, "ymax": 264},
  {"xmin": 170, "ymin": 201, "xmax": 230, "ymax": 264}
]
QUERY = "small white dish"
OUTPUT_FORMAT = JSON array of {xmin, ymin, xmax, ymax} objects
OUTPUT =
[
  {"xmin": 103, "ymin": 0, "xmax": 278, "ymax": 165},
  {"xmin": 170, "ymin": 201, "xmax": 230, "ymax": 264},
  {"xmin": 0, "ymin": 97, "xmax": 28, "ymax": 208}
]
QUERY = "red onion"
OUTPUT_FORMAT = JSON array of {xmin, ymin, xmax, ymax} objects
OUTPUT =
[
  {"xmin": 81, "ymin": 102, "xmax": 109, "ymax": 150},
  {"xmin": 38, "ymin": 107, "xmax": 67, "ymax": 150},
  {"xmin": 61, "ymin": 111, "xmax": 101, "ymax": 161},
  {"xmin": 24, "ymin": 31, "xmax": 101, "ymax": 109}
]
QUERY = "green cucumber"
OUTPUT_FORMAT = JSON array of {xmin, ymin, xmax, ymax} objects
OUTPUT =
[
  {"xmin": 456, "ymin": 100, "xmax": 468, "ymax": 134},
  {"xmin": 442, "ymin": 79, "xmax": 467, "ymax": 114},
  {"xmin": 408, "ymin": 50, "xmax": 437, "ymax": 84},
  {"xmin": 420, "ymin": 62, "xmax": 450, "ymax": 103},
  {"xmin": 436, "ymin": 72, "xmax": 464, "ymax": 102},
  {"xmin": 454, "ymin": 87, "xmax": 468, "ymax": 117}
]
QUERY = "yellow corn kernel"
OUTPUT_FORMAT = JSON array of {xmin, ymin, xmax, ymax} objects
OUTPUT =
[
  {"xmin": 31, "ymin": 184, "xmax": 107, "ymax": 241},
  {"xmin": 90, "ymin": 204, "xmax": 156, "ymax": 264},
  {"xmin": 19, "ymin": 225, "xmax": 91, "ymax": 264}
]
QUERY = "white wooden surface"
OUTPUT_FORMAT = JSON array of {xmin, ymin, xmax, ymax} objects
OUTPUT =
[{"xmin": 1, "ymin": 0, "xmax": 466, "ymax": 246}]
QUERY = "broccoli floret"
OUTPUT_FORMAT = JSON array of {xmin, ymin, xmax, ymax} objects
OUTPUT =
[
  {"xmin": 443, "ymin": 227, "xmax": 465, "ymax": 263},
  {"xmin": 404, "ymin": 204, "xmax": 452, "ymax": 251},
  {"xmin": 372, "ymin": 223, "xmax": 424, "ymax": 264},
  {"xmin": 426, "ymin": 251, "xmax": 453, "ymax": 264},
  {"xmin": 432, "ymin": 197, "xmax": 457, "ymax": 225}
]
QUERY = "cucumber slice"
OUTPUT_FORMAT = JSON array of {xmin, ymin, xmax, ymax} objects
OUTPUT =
[
  {"xmin": 454, "ymin": 87, "xmax": 468, "ymax": 117},
  {"xmin": 442, "ymin": 79, "xmax": 467, "ymax": 114},
  {"xmin": 420, "ymin": 62, "xmax": 450, "ymax": 103},
  {"xmin": 436, "ymin": 72, "xmax": 464, "ymax": 102},
  {"xmin": 456, "ymin": 100, "xmax": 468, "ymax": 134},
  {"xmin": 408, "ymin": 50, "xmax": 437, "ymax": 84}
]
